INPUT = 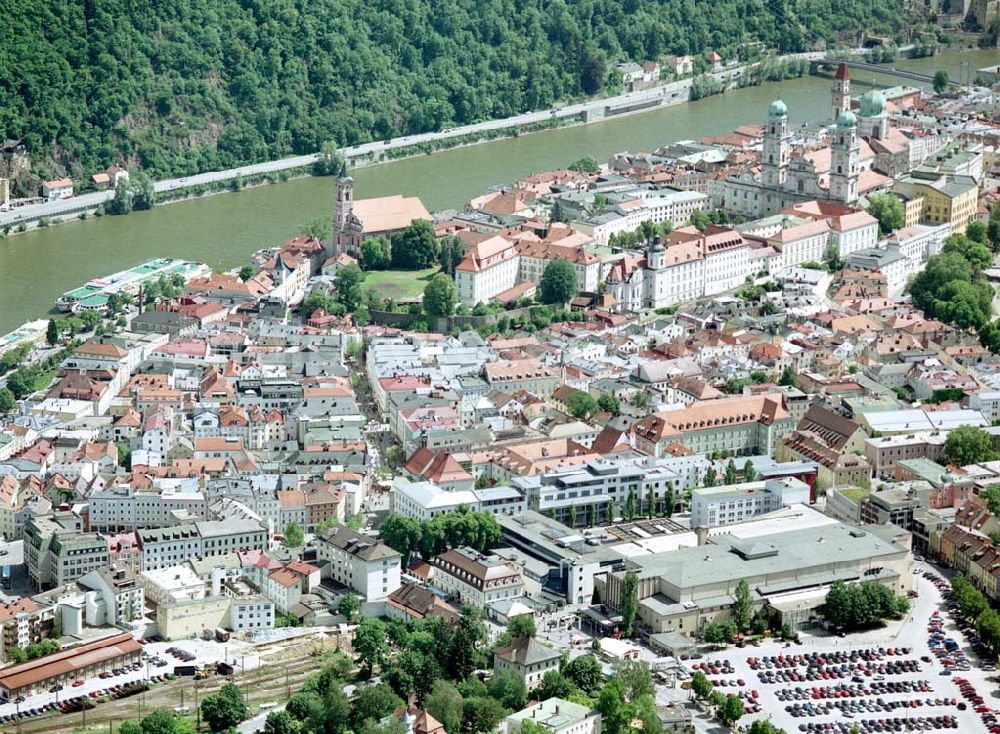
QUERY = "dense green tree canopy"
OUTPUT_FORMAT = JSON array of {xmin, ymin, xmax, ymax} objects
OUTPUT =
[
  {"xmin": 942, "ymin": 425, "xmax": 999, "ymax": 466},
  {"xmin": 1, "ymin": 0, "xmax": 907, "ymax": 184},
  {"xmin": 866, "ymin": 193, "xmax": 904, "ymax": 235},
  {"xmin": 540, "ymin": 259, "xmax": 579, "ymax": 305},
  {"xmin": 423, "ymin": 274, "xmax": 457, "ymax": 317}
]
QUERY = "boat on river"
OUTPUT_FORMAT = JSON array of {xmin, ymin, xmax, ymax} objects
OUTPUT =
[{"xmin": 55, "ymin": 258, "xmax": 209, "ymax": 313}]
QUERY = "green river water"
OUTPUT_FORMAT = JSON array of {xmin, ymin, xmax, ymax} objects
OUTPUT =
[{"xmin": 0, "ymin": 49, "xmax": 995, "ymax": 333}]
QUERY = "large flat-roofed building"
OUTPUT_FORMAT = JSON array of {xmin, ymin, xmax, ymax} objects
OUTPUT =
[
  {"xmin": 510, "ymin": 455, "xmax": 709, "ymax": 529},
  {"xmin": 858, "ymin": 408, "xmax": 987, "ymax": 436},
  {"xmin": 690, "ymin": 477, "xmax": 811, "ymax": 528},
  {"xmin": 633, "ymin": 394, "xmax": 795, "ymax": 458},
  {"xmin": 601, "ymin": 507, "xmax": 911, "ymax": 637},
  {"xmin": 0, "ymin": 632, "xmax": 141, "ymax": 701},
  {"xmin": 864, "ymin": 431, "xmax": 946, "ymax": 478}
]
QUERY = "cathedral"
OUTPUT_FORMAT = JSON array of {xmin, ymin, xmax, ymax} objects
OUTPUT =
[{"xmin": 718, "ymin": 64, "xmax": 872, "ymax": 219}]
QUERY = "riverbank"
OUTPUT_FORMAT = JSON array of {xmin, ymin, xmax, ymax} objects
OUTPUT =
[
  {"xmin": 0, "ymin": 49, "xmax": 829, "ymax": 235},
  {"xmin": 0, "ymin": 47, "xmax": 995, "ymax": 334}
]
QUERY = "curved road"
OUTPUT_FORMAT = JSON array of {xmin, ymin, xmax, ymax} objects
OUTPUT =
[{"xmin": 0, "ymin": 50, "xmax": 832, "ymax": 230}]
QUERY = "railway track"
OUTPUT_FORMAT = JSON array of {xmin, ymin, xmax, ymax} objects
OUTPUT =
[{"xmin": 14, "ymin": 642, "xmax": 334, "ymax": 734}]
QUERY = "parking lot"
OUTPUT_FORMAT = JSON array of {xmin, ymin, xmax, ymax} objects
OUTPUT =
[{"xmin": 684, "ymin": 566, "xmax": 998, "ymax": 733}]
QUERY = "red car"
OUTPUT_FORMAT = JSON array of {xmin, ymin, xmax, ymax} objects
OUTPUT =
[{"xmin": 72, "ymin": 680, "xmax": 84, "ymax": 687}]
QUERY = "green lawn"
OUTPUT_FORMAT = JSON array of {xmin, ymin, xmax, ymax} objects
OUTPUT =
[{"xmin": 362, "ymin": 267, "xmax": 439, "ymax": 300}]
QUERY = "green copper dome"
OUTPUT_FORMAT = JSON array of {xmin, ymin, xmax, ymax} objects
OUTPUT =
[
  {"xmin": 768, "ymin": 99, "xmax": 788, "ymax": 119},
  {"xmin": 859, "ymin": 90, "xmax": 887, "ymax": 117},
  {"xmin": 837, "ymin": 110, "xmax": 857, "ymax": 128}
]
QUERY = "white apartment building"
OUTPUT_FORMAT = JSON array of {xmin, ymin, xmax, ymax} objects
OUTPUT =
[
  {"xmin": 390, "ymin": 478, "xmax": 525, "ymax": 521},
  {"xmin": 690, "ymin": 477, "xmax": 811, "ymax": 528},
  {"xmin": 316, "ymin": 526, "xmax": 401, "ymax": 602},
  {"xmin": 229, "ymin": 595, "xmax": 274, "ymax": 631},
  {"xmin": 137, "ymin": 520, "xmax": 267, "ymax": 571},
  {"xmin": 456, "ymin": 236, "xmax": 520, "ymax": 305},
  {"xmin": 430, "ymin": 546, "xmax": 524, "ymax": 607},
  {"xmin": 88, "ymin": 481, "xmax": 208, "ymax": 532},
  {"xmin": 574, "ymin": 189, "xmax": 708, "ymax": 244}
]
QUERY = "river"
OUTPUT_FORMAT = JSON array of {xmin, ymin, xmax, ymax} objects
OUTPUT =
[{"xmin": 0, "ymin": 49, "xmax": 995, "ymax": 333}]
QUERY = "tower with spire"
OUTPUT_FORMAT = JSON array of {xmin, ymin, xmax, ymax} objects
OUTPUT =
[
  {"xmin": 830, "ymin": 110, "xmax": 860, "ymax": 204},
  {"xmin": 333, "ymin": 162, "xmax": 354, "ymax": 256},
  {"xmin": 831, "ymin": 63, "xmax": 851, "ymax": 124},
  {"xmin": 761, "ymin": 99, "xmax": 790, "ymax": 188}
]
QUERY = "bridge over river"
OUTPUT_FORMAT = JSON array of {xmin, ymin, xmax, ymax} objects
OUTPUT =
[{"xmin": 810, "ymin": 58, "xmax": 943, "ymax": 86}]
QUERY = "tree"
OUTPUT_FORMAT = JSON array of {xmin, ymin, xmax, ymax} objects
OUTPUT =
[
  {"xmin": 742, "ymin": 460, "xmax": 757, "ymax": 483},
  {"xmin": 585, "ymin": 503, "xmax": 596, "ymax": 527},
  {"xmin": 283, "ymin": 521, "xmax": 304, "ymax": 548},
  {"xmin": 539, "ymin": 259, "xmax": 578, "ymax": 305},
  {"xmin": 391, "ymin": 220, "xmax": 439, "ymax": 270},
  {"xmin": 967, "ymin": 220, "xmax": 987, "ymax": 245},
  {"xmin": 778, "ymin": 365, "xmax": 796, "ymax": 386},
  {"xmin": 566, "ymin": 391, "xmax": 598, "ymax": 420},
  {"xmin": 6, "ymin": 369, "xmax": 35, "ymax": 400},
  {"xmin": 690, "ymin": 210, "xmax": 710, "ymax": 231},
  {"xmin": 620, "ymin": 570, "xmax": 638, "ymax": 637},
  {"xmin": 612, "ymin": 659, "xmax": 654, "ymax": 701},
  {"xmin": 314, "ymin": 140, "xmax": 344, "ymax": 176},
  {"xmin": 625, "ymin": 487, "xmax": 637, "ymax": 521},
  {"xmin": 262, "ymin": 711, "xmax": 298, "ymax": 734},
  {"xmin": 238, "ymin": 264, "xmax": 255, "ymax": 281},
  {"xmin": 462, "ymin": 697, "xmax": 506, "ymax": 734},
  {"xmin": 564, "ymin": 654, "xmax": 602, "ymax": 694},
  {"xmin": 448, "ymin": 607, "xmax": 486, "ymax": 681},
  {"xmin": 354, "ymin": 618, "xmax": 388, "ymax": 675},
  {"xmin": 425, "ymin": 680, "xmax": 464, "ymax": 734},
  {"xmin": 719, "ymin": 694, "xmax": 746, "ymax": 726},
  {"xmin": 690, "ymin": 671, "xmax": 713, "ymax": 700},
  {"xmin": 489, "ymin": 670, "xmax": 527, "ymax": 710},
  {"xmin": 933, "ymin": 69, "xmax": 950, "ymax": 94},
  {"xmin": 534, "ymin": 670, "xmax": 575, "ymax": 701},
  {"xmin": 943, "ymin": 233, "xmax": 992, "ymax": 271},
  {"xmin": 334, "ymin": 263, "xmax": 366, "ymax": 312},
  {"xmin": 46, "ymin": 319, "xmax": 59, "ymax": 346},
  {"xmin": 732, "ymin": 579, "xmax": 753, "ymax": 633},
  {"xmin": 569, "ymin": 156, "xmax": 600, "ymax": 173},
  {"xmin": 597, "ymin": 394, "xmax": 620, "ymax": 415},
  {"xmin": 724, "ymin": 459, "xmax": 738, "ymax": 485},
  {"xmin": 823, "ymin": 580, "xmax": 908, "ymax": 630},
  {"xmin": 423, "ymin": 274, "xmax": 456, "ymax": 317},
  {"xmin": 507, "ymin": 613, "xmax": 536, "ymax": 639},
  {"xmin": 338, "ymin": 593, "xmax": 361, "ymax": 622},
  {"xmin": 866, "ymin": 193, "xmax": 905, "ymax": 235},
  {"xmin": 664, "ymin": 486, "xmax": 674, "ymax": 518},
  {"xmin": 942, "ymin": 425, "xmax": 999, "ymax": 466},
  {"xmin": 0, "ymin": 388, "xmax": 15, "ymax": 414},
  {"xmin": 703, "ymin": 620, "xmax": 737, "ymax": 644},
  {"xmin": 596, "ymin": 679, "xmax": 631, "ymax": 734},
  {"xmin": 301, "ymin": 216, "xmax": 331, "ymax": 241},
  {"xmin": 361, "ymin": 237, "xmax": 392, "ymax": 270},
  {"xmin": 352, "ymin": 684, "xmax": 403, "ymax": 728},
  {"xmin": 981, "ymin": 486, "xmax": 1000, "ymax": 516},
  {"xmin": 141, "ymin": 710, "xmax": 178, "ymax": 734},
  {"xmin": 201, "ymin": 682, "xmax": 248, "ymax": 732},
  {"xmin": 703, "ymin": 466, "xmax": 717, "ymax": 487}
]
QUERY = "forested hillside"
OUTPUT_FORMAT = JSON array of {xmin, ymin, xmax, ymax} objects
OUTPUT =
[{"xmin": 2, "ymin": 0, "xmax": 907, "ymax": 183}]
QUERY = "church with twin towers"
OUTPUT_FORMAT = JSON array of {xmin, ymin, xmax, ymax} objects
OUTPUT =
[{"xmin": 718, "ymin": 63, "xmax": 879, "ymax": 218}]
